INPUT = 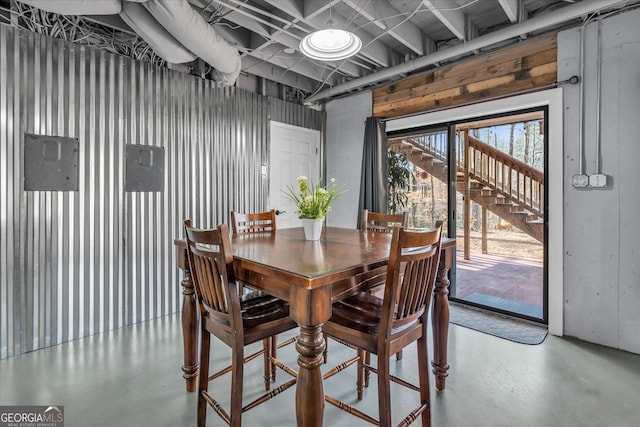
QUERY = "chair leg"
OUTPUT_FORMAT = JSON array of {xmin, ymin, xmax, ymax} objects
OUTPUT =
[
  {"xmin": 416, "ymin": 336, "xmax": 431, "ymax": 427},
  {"xmin": 323, "ymin": 333, "xmax": 329, "ymax": 363},
  {"xmin": 230, "ymin": 344, "xmax": 245, "ymax": 427},
  {"xmin": 270, "ymin": 335, "xmax": 277, "ymax": 382},
  {"xmin": 197, "ymin": 330, "xmax": 211, "ymax": 427},
  {"xmin": 364, "ymin": 351, "xmax": 371, "ymax": 388},
  {"xmin": 377, "ymin": 350, "xmax": 392, "ymax": 427},
  {"xmin": 356, "ymin": 348, "xmax": 366, "ymax": 400},
  {"xmin": 262, "ymin": 338, "xmax": 271, "ymax": 391}
]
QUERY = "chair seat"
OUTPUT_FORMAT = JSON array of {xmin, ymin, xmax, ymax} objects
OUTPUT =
[
  {"xmin": 204, "ymin": 290, "xmax": 295, "ymax": 344},
  {"xmin": 331, "ymin": 292, "xmax": 384, "ymax": 335},
  {"xmin": 240, "ymin": 291, "xmax": 292, "ymax": 329},
  {"xmin": 331, "ymin": 292, "xmax": 416, "ymax": 337}
]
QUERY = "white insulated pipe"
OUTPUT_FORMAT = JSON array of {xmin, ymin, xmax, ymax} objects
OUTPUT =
[
  {"xmin": 18, "ymin": 0, "xmax": 122, "ymax": 15},
  {"xmin": 144, "ymin": 0, "xmax": 241, "ymax": 86},
  {"xmin": 305, "ymin": 0, "xmax": 627, "ymax": 103},
  {"xmin": 120, "ymin": 2, "xmax": 197, "ymax": 65}
]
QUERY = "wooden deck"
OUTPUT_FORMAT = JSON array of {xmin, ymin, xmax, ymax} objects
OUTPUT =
[{"xmin": 454, "ymin": 251, "xmax": 543, "ymax": 318}]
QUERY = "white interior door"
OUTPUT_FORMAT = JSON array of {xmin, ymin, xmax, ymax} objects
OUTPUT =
[{"xmin": 269, "ymin": 122, "xmax": 321, "ymax": 229}]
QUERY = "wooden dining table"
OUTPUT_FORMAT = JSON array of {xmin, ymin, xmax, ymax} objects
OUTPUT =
[{"xmin": 174, "ymin": 226, "xmax": 455, "ymax": 427}]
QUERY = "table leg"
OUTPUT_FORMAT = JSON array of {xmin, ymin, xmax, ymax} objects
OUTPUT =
[
  {"xmin": 289, "ymin": 285, "xmax": 330, "ymax": 427},
  {"xmin": 180, "ymin": 256, "xmax": 199, "ymax": 392},
  {"xmin": 431, "ymin": 264, "xmax": 451, "ymax": 391},
  {"xmin": 295, "ymin": 324, "xmax": 326, "ymax": 427}
]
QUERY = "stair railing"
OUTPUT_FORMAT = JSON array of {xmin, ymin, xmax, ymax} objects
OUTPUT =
[
  {"xmin": 462, "ymin": 134, "xmax": 543, "ymax": 218},
  {"xmin": 390, "ymin": 133, "xmax": 544, "ymax": 219}
]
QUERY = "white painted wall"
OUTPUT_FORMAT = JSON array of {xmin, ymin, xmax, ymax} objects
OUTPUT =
[
  {"xmin": 558, "ymin": 9, "xmax": 640, "ymax": 354},
  {"xmin": 325, "ymin": 91, "xmax": 372, "ymax": 228},
  {"xmin": 324, "ymin": 7, "xmax": 640, "ymax": 354}
]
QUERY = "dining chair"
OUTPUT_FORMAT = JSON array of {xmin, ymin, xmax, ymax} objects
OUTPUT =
[
  {"xmin": 322, "ymin": 223, "xmax": 443, "ymax": 427},
  {"xmin": 361, "ymin": 208, "xmax": 410, "ymax": 360},
  {"xmin": 323, "ymin": 209, "xmax": 409, "ymax": 364},
  {"xmin": 361, "ymin": 209, "xmax": 408, "ymax": 233},
  {"xmin": 231, "ymin": 209, "xmax": 277, "ymax": 234},
  {"xmin": 231, "ymin": 209, "xmax": 278, "ymax": 295},
  {"xmin": 183, "ymin": 220, "xmax": 298, "ymax": 427}
]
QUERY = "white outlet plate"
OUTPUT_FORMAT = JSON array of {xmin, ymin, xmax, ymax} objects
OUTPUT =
[
  {"xmin": 571, "ymin": 174, "xmax": 589, "ymax": 188},
  {"xmin": 589, "ymin": 174, "xmax": 608, "ymax": 188}
]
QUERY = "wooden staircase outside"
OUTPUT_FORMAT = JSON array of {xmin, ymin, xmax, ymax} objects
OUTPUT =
[{"xmin": 389, "ymin": 132, "xmax": 544, "ymax": 244}]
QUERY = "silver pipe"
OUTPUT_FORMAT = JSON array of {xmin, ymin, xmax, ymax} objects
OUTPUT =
[
  {"xmin": 595, "ymin": 19, "xmax": 602, "ymax": 174},
  {"xmin": 304, "ymin": 0, "xmax": 627, "ymax": 103},
  {"xmin": 579, "ymin": 25, "xmax": 585, "ymax": 175}
]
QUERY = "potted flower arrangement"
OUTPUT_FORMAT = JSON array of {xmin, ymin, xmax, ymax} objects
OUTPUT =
[{"xmin": 284, "ymin": 176, "xmax": 345, "ymax": 240}]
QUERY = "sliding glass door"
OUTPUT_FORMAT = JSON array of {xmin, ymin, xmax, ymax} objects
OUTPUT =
[{"xmin": 388, "ymin": 108, "xmax": 547, "ymax": 324}]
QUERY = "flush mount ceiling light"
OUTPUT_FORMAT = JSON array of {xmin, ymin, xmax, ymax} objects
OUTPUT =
[{"xmin": 299, "ymin": 28, "xmax": 362, "ymax": 61}]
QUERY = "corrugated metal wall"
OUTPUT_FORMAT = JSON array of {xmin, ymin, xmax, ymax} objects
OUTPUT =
[{"xmin": 0, "ymin": 25, "xmax": 324, "ymax": 359}]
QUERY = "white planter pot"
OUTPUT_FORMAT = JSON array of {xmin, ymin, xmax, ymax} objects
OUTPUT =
[{"xmin": 302, "ymin": 218, "xmax": 324, "ymax": 241}]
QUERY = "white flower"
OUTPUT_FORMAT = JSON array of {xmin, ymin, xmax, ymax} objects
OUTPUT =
[{"xmin": 330, "ymin": 178, "xmax": 336, "ymax": 183}]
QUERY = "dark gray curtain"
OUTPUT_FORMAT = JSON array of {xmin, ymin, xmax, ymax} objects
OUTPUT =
[{"xmin": 358, "ymin": 117, "xmax": 388, "ymax": 227}]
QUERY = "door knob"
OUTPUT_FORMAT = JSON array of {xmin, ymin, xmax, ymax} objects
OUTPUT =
[{"xmin": 275, "ymin": 210, "xmax": 286, "ymax": 215}]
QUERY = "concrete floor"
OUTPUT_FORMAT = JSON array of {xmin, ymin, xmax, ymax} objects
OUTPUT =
[{"xmin": 1, "ymin": 313, "xmax": 639, "ymax": 427}]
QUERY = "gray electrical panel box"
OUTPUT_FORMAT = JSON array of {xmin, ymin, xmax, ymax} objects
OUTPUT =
[
  {"xmin": 24, "ymin": 134, "xmax": 79, "ymax": 191},
  {"xmin": 125, "ymin": 144, "xmax": 164, "ymax": 192}
]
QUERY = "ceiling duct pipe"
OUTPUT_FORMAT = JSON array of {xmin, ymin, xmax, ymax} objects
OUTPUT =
[
  {"xmin": 120, "ymin": 2, "xmax": 197, "ymax": 65},
  {"xmin": 305, "ymin": 0, "xmax": 626, "ymax": 104},
  {"xmin": 17, "ymin": 0, "xmax": 122, "ymax": 14},
  {"xmin": 143, "ymin": 0, "xmax": 241, "ymax": 86}
]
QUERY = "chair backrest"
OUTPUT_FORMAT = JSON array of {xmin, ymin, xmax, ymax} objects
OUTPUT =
[
  {"xmin": 361, "ymin": 209, "xmax": 408, "ymax": 233},
  {"xmin": 184, "ymin": 220, "xmax": 241, "ymax": 326},
  {"xmin": 380, "ymin": 221, "xmax": 442, "ymax": 336},
  {"xmin": 231, "ymin": 210, "xmax": 277, "ymax": 234}
]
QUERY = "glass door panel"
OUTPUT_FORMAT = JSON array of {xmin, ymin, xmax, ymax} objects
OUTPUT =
[
  {"xmin": 389, "ymin": 128, "xmax": 450, "ymax": 235},
  {"xmin": 451, "ymin": 111, "xmax": 546, "ymax": 322}
]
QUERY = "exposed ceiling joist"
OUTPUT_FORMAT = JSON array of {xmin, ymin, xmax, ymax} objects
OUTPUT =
[
  {"xmin": 342, "ymin": 0, "xmax": 428, "ymax": 56},
  {"xmin": 302, "ymin": 0, "xmax": 339, "ymax": 20},
  {"xmin": 241, "ymin": 55, "xmax": 316, "ymax": 92},
  {"xmin": 422, "ymin": 0, "xmax": 466, "ymax": 41},
  {"xmin": 499, "ymin": 0, "xmax": 520, "ymax": 23}
]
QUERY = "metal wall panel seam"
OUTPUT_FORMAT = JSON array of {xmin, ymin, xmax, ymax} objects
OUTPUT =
[
  {"xmin": 52, "ymin": 38, "xmax": 65, "ymax": 345},
  {"xmin": 43, "ymin": 38, "xmax": 53, "ymax": 348},
  {"xmin": 105, "ymin": 52, "xmax": 115, "ymax": 330},
  {"xmin": 116, "ymin": 56, "xmax": 126, "ymax": 330},
  {"xmin": 12, "ymin": 28, "xmax": 22, "ymax": 356},
  {"xmin": 76, "ymin": 43, "xmax": 86, "ymax": 339},
  {"xmin": 87, "ymin": 46, "xmax": 97, "ymax": 337},
  {"xmin": 0, "ymin": 24, "xmax": 8, "ymax": 359},
  {"xmin": 154, "ymin": 67, "xmax": 163, "ymax": 316},
  {"xmin": 68, "ymin": 45, "xmax": 77, "ymax": 343},
  {"xmin": 25, "ymin": 32, "xmax": 37, "ymax": 352},
  {"xmin": 9, "ymin": 26, "xmax": 19, "ymax": 358}
]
